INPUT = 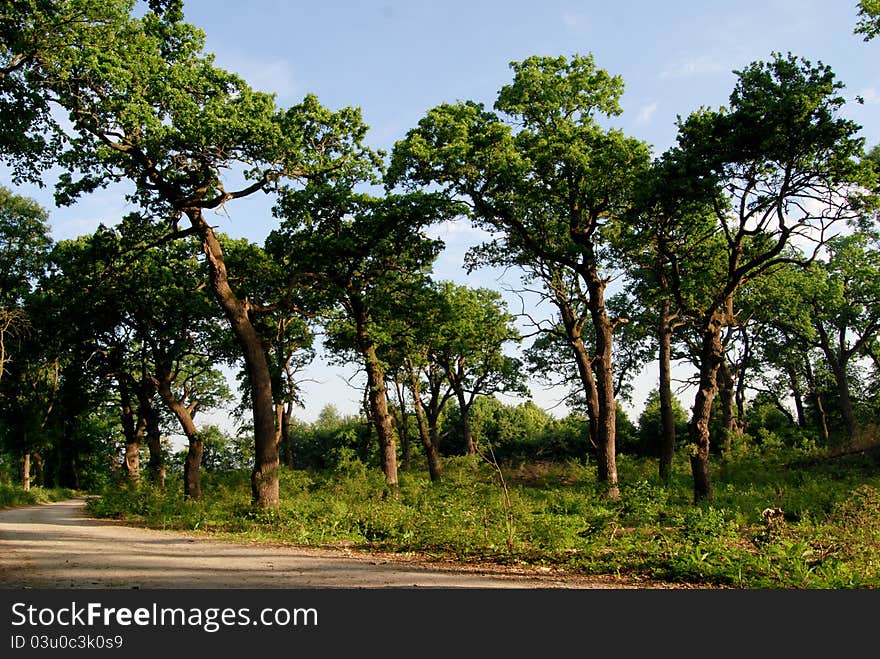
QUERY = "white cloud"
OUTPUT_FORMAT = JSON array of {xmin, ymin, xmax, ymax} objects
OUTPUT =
[
  {"xmin": 636, "ymin": 100, "xmax": 658, "ymax": 126},
  {"xmin": 660, "ymin": 54, "xmax": 728, "ymax": 80},
  {"xmin": 212, "ymin": 52, "xmax": 301, "ymax": 102},
  {"xmin": 426, "ymin": 218, "xmax": 494, "ymax": 243},
  {"xmin": 562, "ymin": 11, "xmax": 588, "ymax": 31}
]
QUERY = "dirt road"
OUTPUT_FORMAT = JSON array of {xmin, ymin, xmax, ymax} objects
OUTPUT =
[{"xmin": 0, "ymin": 499, "xmax": 640, "ymax": 589}]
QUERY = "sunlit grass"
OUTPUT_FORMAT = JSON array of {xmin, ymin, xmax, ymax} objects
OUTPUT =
[
  {"xmin": 0, "ymin": 483, "xmax": 81, "ymax": 509},
  {"xmin": 87, "ymin": 447, "xmax": 880, "ymax": 588}
]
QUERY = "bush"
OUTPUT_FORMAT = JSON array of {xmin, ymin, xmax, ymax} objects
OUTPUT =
[{"xmin": 636, "ymin": 389, "xmax": 689, "ymax": 458}]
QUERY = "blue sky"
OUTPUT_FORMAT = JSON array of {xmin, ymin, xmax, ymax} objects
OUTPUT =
[{"xmin": 6, "ymin": 1, "xmax": 880, "ymax": 427}]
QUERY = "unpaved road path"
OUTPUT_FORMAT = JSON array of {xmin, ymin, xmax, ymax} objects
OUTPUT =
[{"xmin": 0, "ymin": 499, "xmax": 645, "ymax": 589}]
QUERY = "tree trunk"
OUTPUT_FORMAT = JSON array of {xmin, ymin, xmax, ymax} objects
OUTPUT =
[
  {"xmin": 803, "ymin": 357, "xmax": 830, "ymax": 444},
  {"xmin": 276, "ymin": 400, "xmax": 294, "ymax": 468},
  {"xmin": 119, "ymin": 380, "xmax": 141, "ymax": 483},
  {"xmin": 558, "ymin": 300, "xmax": 600, "ymax": 453},
  {"xmin": 274, "ymin": 401, "xmax": 284, "ymax": 465},
  {"xmin": 123, "ymin": 428, "xmax": 141, "ymax": 483},
  {"xmin": 584, "ymin": 266, "xmax": 619, "ymax": 499},
  {"xmin": 156, "ymin": 374, "xmax": 202, "ymax": 500},
  {"xmin": 393, "ymin": 380, "xmax": 412, "ymax": 469},
  {"xmin": 187, "ymin": 209, "xmax": 278, "ymax": 508},
  {"xmin": 657, "ymin": 301, "xmax": 676, "ymax": 485},
  {"xmin": 138, "ymin": 382, "xmax": 165, "ymax": 489},
  {"xmin": 688, "ymin": 316, "xmax": 725, "ymax": 503},
  {"xmin": 353, "ymin": 309, "xmax": 398, "ymax": 492},
  {"xmin": 453, "ymin": 385, "xmax": 478, "ymax": 456},
  {"xmin": 21, "ymin": 450, "xmax": 30, "ymax": 492},
  {"xmin": 31, "ymin": 452, "xmax": 43, "ymax": 487},
  {"xmin": 145, "ymin": 406, "xmax": 165, "ymax": 490},
  {"xmin": 717, "ymin": 358, "xmax": 738, "ymax": 457},
  {"xmin": 786, "ymin": 363, "xmax": 807, "ymax": 428},
  {"xmin": 408, "ymin": 363, "xmax": 442, "ymax": 482},
  {"xmin": 827, "ymin": 356, "xmax": 858, "ymax": 443}
]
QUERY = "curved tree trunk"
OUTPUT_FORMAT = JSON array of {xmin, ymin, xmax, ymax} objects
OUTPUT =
[
  {"xmin": 186, "ymin": 209, "xmax": 279, "ymax": 508},
  {"xmin": 688, "ymin": 315, "xmax": 725, "ymax": 503},
  {"xmin": 352, "ymin": 306, "xmax": 398, "ymax": 492},
  {"xmin": 557, "ymin": 297, "xmax": 600, "ymax": 453},
  {"xmin": 156, "ymin": 369, "xmax": 202, "ymax": 500},
  {"xmin": 408, "ymin": 363, "xmax": 442, "ymax": 482}
]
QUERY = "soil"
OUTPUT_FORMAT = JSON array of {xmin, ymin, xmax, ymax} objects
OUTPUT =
[{"xmin": 0, "ymin": 498, "xmax": 675, "ymax": 589}]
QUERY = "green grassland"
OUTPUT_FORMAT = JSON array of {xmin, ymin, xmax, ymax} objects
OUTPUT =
[{"xmin": 87, "ymin": 443, "xmax": 880, "ymax": 589}]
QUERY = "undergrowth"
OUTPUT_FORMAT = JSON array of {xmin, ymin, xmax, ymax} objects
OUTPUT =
[
  {"xmin": 87, "ymin": 447, "xmax": 880, "ymax": 589},
  {"xmin": 0, "ymin": 483, "xmax": 80, "ymax": 509}
]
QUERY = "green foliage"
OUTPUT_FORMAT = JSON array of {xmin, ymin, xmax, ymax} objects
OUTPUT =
[
  {"xmin": 439, "ymin": 398, "xmax": 592, "ymax": 462},
  {"xmin": 636, "ymin": 390, "xmax": 689, "ymax": 457},
  {"xmin": 88, "ymin": 444, "xmax": 880, "ymax": 588},
  {"xmin": 199, "ymin": 425, "xmax": 253, "ymax": 472},
  {"xmin": 856, "ymin": 0, "xmax": 880, "ymax": 40},
  {"xmin": 0, "ymin": 483, "xmax": 80, "ymax": 510},
  {"xmin": 677, "ymin": 506, "xmax": 739, "ymax": 545},
  {"xmin": 289, "ymin": 405, "xmax": 376, "ymax": 471}
]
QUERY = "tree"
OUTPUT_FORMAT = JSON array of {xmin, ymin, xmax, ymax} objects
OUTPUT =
[
  {"xmin": 0, "ymin": 0, "xmax": 133, "ymax": 184},
  {"xmin": 390, "ymin": 54, "xmax": 651, "ymax": 498},
  {"xmin": 379, "ymin": 281, "xmax": 452, "ymax": 481},
  {"xmin": 0, "ymin": 188, "xmax": 54, "ymax": 488},
  {"xmin": 750, "ymin": 234, "xmax": 880, "ymax": 442},
  {"xmin": 0, "ymin": 186, "xmax": 52, "ymax": 381},
  {"xmin": 660, "ymin": 53, "xmax": 877, "ymax": 501},
  {"xmin": 221, "ymin": 236, "xmax": 316, "ymax": 470},
  {"xmin": 637, "ymin": 389, "xmax": 689, "ymax": 459},
  {"xmin": 4, "ymin": 1, "xmax": 372, "ymax": 507},
  {"xmin": 268, "ymin": 184, "xmax": 454, "ymax": 493},
  {"xmin": 856, "ymin": 0, "xmax": 880, "ymax": 40},
  {"xmin": 44, "ymin": 214, "xmax": 235, "ymax": 497},
  {"xmin": 433, "ymin": 282, "xmax": 527, "ymax": 456},
  {"xmin": 619, "ymin": 159, "xmax": 724, "ymax": 483}
]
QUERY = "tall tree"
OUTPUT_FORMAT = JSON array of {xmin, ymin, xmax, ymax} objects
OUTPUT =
[
  {"xmin": 4, "ymin": 1, "xmax": 371, "ymax": 507},
  {"xmin": 268, "ymin": 185, "xmax": 454, "ymax": 493},
  {"xmin": 390, "ymin": 54, "xmax": 650, "ymax": 497},
  {"xmin": 659, "ymin": 54, "xmax": 876, "ymax": 501},
  {"xmin": 750, "ymin": 234, "xmax": 880, "ymax": 442},
  {"xmin": 620, "ymin": 160, "xmax": 724, "ymax": 483},
  {"xmin": 378, "ymin": 281, "xmax": 452, "ymax": 482},
  {"xmin": 433, "ymin": 282, "xmax": 527, "ymax": 456},
  {"xmin": 0, "ymin": 186, "xmax": 52, "ymax": 381}
]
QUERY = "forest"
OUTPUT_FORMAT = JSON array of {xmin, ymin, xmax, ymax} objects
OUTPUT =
[{"xmin": 1, "ymin": 0, "xmax": 880, "ymax": 588}]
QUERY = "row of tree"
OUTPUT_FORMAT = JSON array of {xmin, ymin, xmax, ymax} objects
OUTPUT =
[{"xmin": 1, "ymin": 1, "xmax": 878, "ymax": 506}]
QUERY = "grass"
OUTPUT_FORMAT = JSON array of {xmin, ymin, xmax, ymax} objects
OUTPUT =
[
  {"xmin": 0, "ymin": 482, "xmax": 81, "ymax": 509},
  {"xmin": 86, "ymin": 444, "xmax": 880, "ymax": 589}
]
